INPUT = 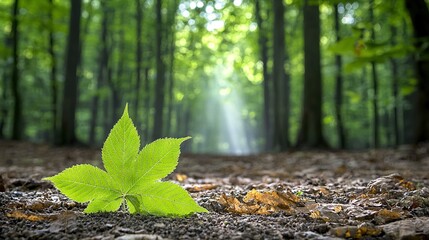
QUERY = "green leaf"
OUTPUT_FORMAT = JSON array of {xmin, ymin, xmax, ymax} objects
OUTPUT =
[
  {"xmin": 135, "ymin": 181, "xmax": 209, "ymax": 216},
  {"xmin": 132, "ymin": 137, "xmax": 191, "ymax": 185},
  {"xmin": 84, "ymin": 194, "xmax": 123, "ymax": 213},
  {"xmin": 102, "ymin": 103, "xmax": 140, "ymax": 188},
  {"xmin": 43, "ymin": 164, "xmax": 119, "ymax": 203},
  {"xmin": 44, "ymin": 104, "xmax": 207, "ymax": 216}
]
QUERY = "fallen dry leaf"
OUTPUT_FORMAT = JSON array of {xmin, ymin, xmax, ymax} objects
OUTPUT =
[
  {"xmin": 317, "ymin": 187, "xmax": 330, "ymax": 196},
  {"xmin": 367, "ymin": 173, "xmax": 415, "ymax": 194},
  {"xmin": 334, "ymin": 205, "xmax": 342, "ymax": 213},
  {"xmin": 6, "ymin": 210, "xmax": 49, "ymax": 221},
  {"xmin": 398, "ymin": 179, "xmax": 416, "ymax": 191},
  {"xmin": 219, "ymin": 193, "xmax": 260, "ymax": 214},
  {"xmin": 218, "ymin": 189, "xmax": 302, "ymax": 215},
  {"xmin": 374, "ymin": 209, "xmax": 403, "ymax": 224},
  {"xmin": 175, "ymin": 173, "xmax": 188, "ymax": 182},
  {"xmin": 330, "ymin": 224, "xmax": 382, "ymax": 238},
  {"xmin": 310, "ymin": 210, "xmax": 322, "ymax": 219},
  {"xmin": 186, "ymin": 184, "xmax": 218, "ymax": 192}
]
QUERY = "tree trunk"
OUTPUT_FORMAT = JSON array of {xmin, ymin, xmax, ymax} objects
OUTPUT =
[
  {"xmin": 102, "ymin": 6, "xmax": 114, "ymax": 141},
  {"xmin": 0, "ymin": 69, "xmax": 8, "ymax": 138},
  {"xmin": 135, "ymin": 0, "xmax": 143, "ymax": 123},
  {"xmin": 165, "ymin": 0, "xmax": 179, "ymax": 136},
  {"xmin": 60, "ymin": 0, "xmax": 82, "ymax": 145},
  {"xmin": 369, "ymin": 0, "xmax": 379, "ymax": 148},
  {"xmin": 165, "ymin": 34, "xmax": 175, "ymax": 136},
  {"xmin": 11, "ymin": 0, "xmax": 23, "ymax": 140},
  {"xmin": 401, "ymin": 19, "xmax": 417, "ymax": 145},
  {"xmin": 272, "ymin": 0, "xmax": 290, "ymax": 151},
  {"xmin": 143, "ymin": 67, "xmax": 150, "ymax": 141},
  {"xmin": 333, "ymin": 3, "xmax": 346, "ymax": 149},
  {"xmin": 89, "ymin": 2, "xmax": 109, "ymax": 145},
  {"xmin": 390, "ymin": 25, "xmax": 400, "ymax": 147},
  {"xmin": 255, "ymin": 0, "xmax": 272, "ymax": 151},
  {"xmin": 296, "ymin": 0, "xmax": 327, "ymax": 149},
  {"xmin": 361, "ymin": 66, "xmax": 371, "ymax": 148},
  {"xmin": 77, "ymin": 0, "xmax": 94, "ymax": 143},
  {"xmin": 152, "ymin": 0, "xmax": 166, "ymax": 140},
  {"xmin": 404, "ymin": 0, "xmax": 429, "ymax": 143},
  {"xmin": 113, "ymin": 11, "xmax": 126, "ymax": 122},
  {"xmin": 48, "ymin": 0, "xmax": 58, "ymax": 143}
]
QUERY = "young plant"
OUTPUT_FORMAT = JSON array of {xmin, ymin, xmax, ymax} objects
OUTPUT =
[{"xmin": 44, "ymin": 104, "xmax": 208, "ymax": 216}]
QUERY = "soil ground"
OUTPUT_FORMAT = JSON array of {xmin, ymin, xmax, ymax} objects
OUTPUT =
[{"xmin": 1, "ymin": 140, "xmax": 429, "ymax": 239}]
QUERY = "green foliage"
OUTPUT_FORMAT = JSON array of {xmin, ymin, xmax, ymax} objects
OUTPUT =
[{"xmin": 44, "ymin": 104, "xmax": 208, "ymax": 216}]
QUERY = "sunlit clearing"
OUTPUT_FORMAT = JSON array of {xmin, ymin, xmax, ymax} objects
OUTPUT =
[{"xmin": 200, "ymin": 64, "xmax": 258, "ymax": 155}]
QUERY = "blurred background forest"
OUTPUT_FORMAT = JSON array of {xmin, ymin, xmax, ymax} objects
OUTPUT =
[{"xmin": 0, "ymin": 0, "xmax": 428, "ymax": 155}]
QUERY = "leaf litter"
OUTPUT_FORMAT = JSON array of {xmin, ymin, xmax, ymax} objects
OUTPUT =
[
  {"xmin": 219, "ymin": 189, "xmax": 303, "ymax": 215},
  {"xmin": 1, "ymin": 141, "xmax": 429, "ymax": 239}
]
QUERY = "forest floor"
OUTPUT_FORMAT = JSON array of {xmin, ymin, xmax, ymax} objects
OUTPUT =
[{"xmin": 1, "ymin": 140, "xmax": 429, "ymax": 239}]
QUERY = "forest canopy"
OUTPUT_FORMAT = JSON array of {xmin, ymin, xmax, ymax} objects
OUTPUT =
[{"xmin": 0, "ymin": 0, "xmax": 428, "ymax": 154}]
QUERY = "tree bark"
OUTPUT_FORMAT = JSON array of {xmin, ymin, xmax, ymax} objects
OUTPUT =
[
  {"xmin": 113, "ymin": 11, "xmax": 126, "ymax": 122},
  {"xmin": 272, "ymin": 0, "xmax": 290, "ymax": 151},
  {"xmin": 165, "ymin": 0, "xmax": 179, "ymax": 136},
  {"xmin": 143, "ymin": 67, "xmax": 150, "ymax": 140},
  {"xmin": 152, "ymin": 0, "xmax": 166, "ymax": 140},
  {"xmin": 60, "ymin": 0, "xmax": 82, "ymax": 145},
  {"xmin": 89, "ymin": 2, "xmax": 109, "ymax": 145},
  {"xmin": 404, "ymin": 0, "xmax": 429, "ymax": 143},
  {"xmin": 48, "ymin": 0, "xmax": 58, "ymax": 143},
  {"xmin": 165, "ymin": 33, "xmax": 175, "ymax": 136},
  {"xmin": 11, "ymin": 0, "xmax": 23, "ymax": 140},
  {"xmin": 0, "ymin": 69, "xmax": 8, "ymax": 138},
  {"xmin": 135, "ymin": 0, "xmax": 143, "ymax": 123},
  {"xmin": 334, "ymin": 3, "xmax": 346, "ymax": 149},
  {"xmin": 296, "ymin": 0, "xmax": 327, "ymax": 149},
  {"xmin": 369, "ymin": 0, "xmax": 379, "ymax": 148},
  {"xmin": 390, "ymin": 25, "xmax": 400, "ymax": 146},
  {"xmin": 255, "ymin": 0, "xmax": 273, "ymax": 151}
]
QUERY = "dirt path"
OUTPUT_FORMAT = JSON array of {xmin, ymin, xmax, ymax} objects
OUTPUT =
[{"xmin": 1, "ymin": 140, "xmax": 429, "ymax": 239}]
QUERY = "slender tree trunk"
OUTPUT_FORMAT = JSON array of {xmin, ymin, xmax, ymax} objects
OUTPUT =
[
  {"xmin": 383, "ymin": 111, "xmax": 393, "ymax": 146},
  {"xmin": 401, "ymin": 19, "xmax": 417, "ymax": 144},
  {"xmin": 103, "ymin": 7, "xmax": 114, "ymax": 140},
  {"xmin": 165, "ymin": 34, "xmax": 175, "ymax": 136},
  {"xmin": 369, "ymin": 0, "xmax": 379, "ymax": 148},
  {"xmin": 255, "ymin": 0, "xmax": 272, "ymax": 151},
  {"xmin": 1, "ymin": 18, "xmax": 13, "ymax": 138},
  {"xmin": 48, "ymin": 0, "xmax": 58, "ymax": 143},
  {"xmin": 272, "ymin": 0, "xmax": 290, "ymax": 151},
  {"xmin": 165, "ymin": 0, "xmax": 179, "ymax": 136},
  {"xmin": 296, "ymin": 0, "xmax": 327, "ymax": 149},
  {"xmin": 370, "ymin": 64, "xmax": 379, "ymax": 146},
  {"xmin": 60, "ymin": 0, "xmax": 82, "ymax": 145},
  {"xmin": 11, "ymin": 0, "xmax": 23, "ymax": 140},
  {"xmin": 0, "ymin": 70, "xmax": 8, "ymax": 138},
  {"xmin": 404, "ymin": 0, "xmax": 429, "ymax": 143},
  {"xmin": 135, "ymin": 0, "xmax": 143, "ymax": 122},
  {"xmin": 152, "ymin": 0, "xmax": 166, "ymax": 140},
  {"xmin": 77, "ymin": 0, "xmax": 93, "ymax": 144},
  {"xmin": 333, "ymin": 3, "xmax": 346, "ymax": 149},
  {"xmin": 390, "ymin": 25, "xmax": 400, "ymax": 146},
  {"xmin": 103, "ymin": 65, "xmax": 112, "ymax": 139},
  {"xmin": 143, "ymin": 67, "xmax": 150, "ymax": 140},
  {"xmin": 113, "ymin": 11, "xmax": 126, "ymax": 122},
  {"xmin": 89, "ymin": 2, "xmax": 109, "ymax": 145},
  {"xmin": 361, "ymin": 66, "xmax": 371, "ymax": 148}
]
